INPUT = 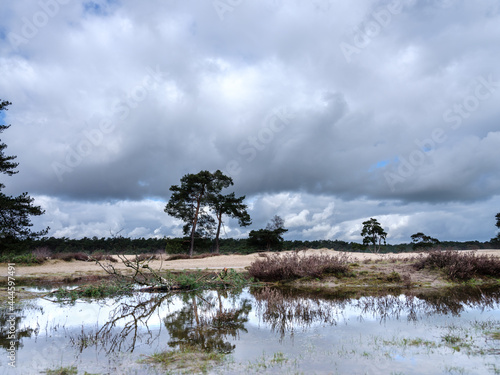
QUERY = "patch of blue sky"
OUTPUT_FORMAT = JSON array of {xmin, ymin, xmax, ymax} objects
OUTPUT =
[
  {"xmin": 368, "ymin": 159, "xmax": 390, "ymax": 172},
  {"xmin": 83, "ymin": 0, "xmax": 119, "ymax": 16},
  {"xmin": 145, "ymin": 196, "xmax": 165, "ymax": 203}
]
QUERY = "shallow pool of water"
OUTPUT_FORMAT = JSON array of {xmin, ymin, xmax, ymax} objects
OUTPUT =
[{"xmin": 1, "ymin": 286, "xmax": 499, "ymax": 374}]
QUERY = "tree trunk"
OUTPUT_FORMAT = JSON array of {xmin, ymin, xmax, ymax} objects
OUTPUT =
[
  {"xmin": 192, "ymin": 295, "xmax": 200, "ymax": 326},
  {"xmin": 214, "ymin": 211, "xmax": 222, "ymax": 254},
  {"xmin": 189, "ymin": 195, "xmax": 202, "ymax": 257}
]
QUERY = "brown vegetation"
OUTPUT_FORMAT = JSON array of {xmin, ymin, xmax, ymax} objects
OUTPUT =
[
  {"xmin": 413, "ymin": 250, "xmax": 500, "ymax": 280},
  {"xmin": 165, "ymin": 253, "xmax": 221, "ymax": 261},
  {"xmin": 49, "ymin": 252, "xmax": 117, "ymax": 262},
  {"xmin": 248, "ymin": 252, "xmax": 350, "ymax": 282}
]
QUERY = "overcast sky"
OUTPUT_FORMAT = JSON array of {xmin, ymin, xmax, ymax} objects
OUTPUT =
[{"xmin": 1, "ymin": 0, "xmax": 500, "ymax": 244}]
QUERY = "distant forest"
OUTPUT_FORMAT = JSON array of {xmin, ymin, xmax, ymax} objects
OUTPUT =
[{"xmin": 8, "ymin": 236, "xmax": 500, "ymax": 255}]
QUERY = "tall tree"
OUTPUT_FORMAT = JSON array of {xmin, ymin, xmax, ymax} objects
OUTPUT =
[
  {"xmin": 492, "ymin": 212, "xmax": 500, "ymax": 244},
  {"xmin": 209, "ymin": 192, "xmax": 251, "ymax": 254},
  {"xmin": 410, "ymin": 232, "xmax": 439, "ymax": 251},
  {"xmin": 0, "ymin": 100, "xmax": 48, "ymax": 248},
  {"xmin": 266, "ymin": 215, "xmax": 286, "ymax": 232},
  {"xmin": 248, "ymin": 215, "xmax": 288, "ymax": 251},
  {"xmin": 361, "ymin": 218, "xmax": 387, "ymax": 253},
  {"xmin": 165, "ymin": 170, "xmax": 232, "ymax": 256}
]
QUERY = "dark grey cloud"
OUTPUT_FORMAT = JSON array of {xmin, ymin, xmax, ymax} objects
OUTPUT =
[{"xmin": 1, "ymin": 0, "xmax": 499, "ymax": 242}]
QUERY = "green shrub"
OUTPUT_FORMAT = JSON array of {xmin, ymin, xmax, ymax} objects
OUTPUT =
[
  {"xmin": 0, "ymin": 252, "xmax": 41, "ymax": 265},
  {"xmin": 386, "ymin": 271, "xmax": 402, "ymax": 282}
]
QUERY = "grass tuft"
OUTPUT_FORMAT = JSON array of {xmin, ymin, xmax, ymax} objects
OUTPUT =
[
  {"xmin": 42, "ymin": 366, "xmax": 78, "ymax": 375},
  {"xmin": 142, "ymin": 344, "xmax": 225, "ymax": 373}
]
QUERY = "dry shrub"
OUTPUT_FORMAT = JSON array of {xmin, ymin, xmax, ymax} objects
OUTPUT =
[
  {"xmin": 192, "ymin": 253, "xmax": 220, "ymax": 259},
  {"xmin": 135, "ymin": 253, "xmax": 159, "ymax": 262},
  {"xmin": 165, "ymin": 253, "xmax": 221, "ymax": 261},
  {"xmin": 248, "ymin": 252, "xmax": 350, "ymax": 282},
  {"xmin": 73, "ymin": 252, "xmax": 90, "ymax": 261},
  {"xmin": 32, "ymin": 247, "xmax": 52, "ymax": 262},
  {"xmin": 402, "ymin": 274, "xmax": 412, "ymax": 289},
  {"xmin": 414, "ymin": 250, "xmax": 500, "ymax": 280},
  {"xmin": 166, "ymin": 254, "xmax": 191, "ymax": 261},
  {"xmin": 52, "ymin": 252, "xmax": 91, "ymax": 262},
  {"xmin": 53, "ymin": 253, "xmax": 76, "ymax": 262},
  {"xmin": 91, "ymin": 254, "xmax": 118, "ymax": 262}
]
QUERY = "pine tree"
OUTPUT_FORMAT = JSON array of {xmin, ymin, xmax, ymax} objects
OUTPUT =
[
  {"xmin": 0, "ymin": 100, "xmax": 48, "ymax": 250},
  {"xmin": 165, "ymin": 170, "xmax": 239, "ymax": 256},
  {"xmin": 361, "ymin": 218, "xmax": 387, "ymax": 253}
]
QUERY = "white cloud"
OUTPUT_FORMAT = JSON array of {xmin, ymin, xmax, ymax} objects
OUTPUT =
[{"xmin": 2, "ymin": 0, "xmax": 500, "ymax": 243}]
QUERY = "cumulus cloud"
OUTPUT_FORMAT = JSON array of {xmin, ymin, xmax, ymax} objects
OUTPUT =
[{"xmin": 1, "ymin": 0, "xmax": 499, "ymax": 242}]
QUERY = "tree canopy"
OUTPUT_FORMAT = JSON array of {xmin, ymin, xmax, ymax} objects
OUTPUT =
[
  {"xmin": 410, "ymin": 232, "xmax": 439, "ymax": 250},
  {"xmin": 0, "ymin": 100, "xmax": 48, "ymax": 250},
  {"xmin": 361, "ymin": 218, "xmax": 387, "ymax": 253},
  {"xmin": 492, "ymin": 212, "xmax": 500, "ymax": 244},
  {"xmin": 208, "ymin": 192, "xmax": 251, "ymax": 254},
  {"xmin": 248, "ymin": 215, "xmax": 288, "ymax": 251},
  {"xmin": 165, "ymin": 170, "xmax": 250, "ymax": 256}
]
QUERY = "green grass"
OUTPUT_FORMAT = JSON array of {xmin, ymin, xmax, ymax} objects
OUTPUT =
[
  {"xmin": 52, "ymin": 281, "xmax": 134, "ymax": 301},
  {"xmin": 386, "ymin": 271, "xmax": 402, "ymax": 282},
  {"xmin": 162, "ymin": 268, "xmax": 251, "ymax": 290},
  {"xmin": 43, "ymin": 366, "xmax": 78, "ymax": 375},
  {"xmin": 244, "ymin": 351, "xmax": 292, "ymax": 371},
  {"xmin": 141, "ymin": 344, "xmax": 225, "ymax": 374},
  {"xmin": 489, "ymin": 331, "xmax": 500, "ymax": 340},
  {"xmin": 0, "ymin": 253, "xmax": 41, "ymax": 265},
  {"xmin": 382, "ymin": 337, "xmax": 437, "ymax": 348}
]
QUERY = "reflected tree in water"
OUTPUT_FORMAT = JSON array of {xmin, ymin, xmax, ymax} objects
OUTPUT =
[
  {"xmin": 69, "ymin": 290, "xmax": 252, "ymax": 356},
  {"xmin": 253, "ymin": 287, "xmax": 347, "ymax": 341},
  {"xmin": 163, "ymin": 290, "xmax": 251, "ymax": 354},
  {"xmin": 252, "ymin": 286, "xmax": 500, "ymax": 339},
  {"xmin": 70, "ymin": 293, "xmax": 174, "ymax": 354},
  {"xmin": 0, "ymin": 305, "xmax": 39, "ymax": 350}
]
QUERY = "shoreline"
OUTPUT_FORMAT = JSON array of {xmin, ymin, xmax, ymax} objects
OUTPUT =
[{"xmin": 2, "ymin": 249, "xmax": 499, "ymax": 293}]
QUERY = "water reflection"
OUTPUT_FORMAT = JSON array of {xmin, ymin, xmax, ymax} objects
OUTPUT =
[
  {"xmin": 68, "ymin": 289, "xmax": 252, "ymax": 356},
  {"xmin": 0, "ymin": 285, "xmax": 498, "ymax": 374},
  {"xmin": 0, "ymin": 303, "xmax": 41, "ymax": 351},
  {"xmin": 164, "ymin": 290, "xmax": 251, "ymax": 353},
  {"xmin": 252, "ymin": 286, "xmax": 500, "ymax": 339},
  {"xmin": 70, "ymin": 293, "xmax": 173, "ymax": 354}
]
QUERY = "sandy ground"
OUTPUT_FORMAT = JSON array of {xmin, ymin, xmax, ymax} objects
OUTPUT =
[{"xmin": 4, "ymin": 248, "xmax": 500, "ymax": 279}]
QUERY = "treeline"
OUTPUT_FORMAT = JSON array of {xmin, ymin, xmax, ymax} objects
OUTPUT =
[{"xmin": 4, "ymin": 236, "xmax": 499, "ymax": 255}]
